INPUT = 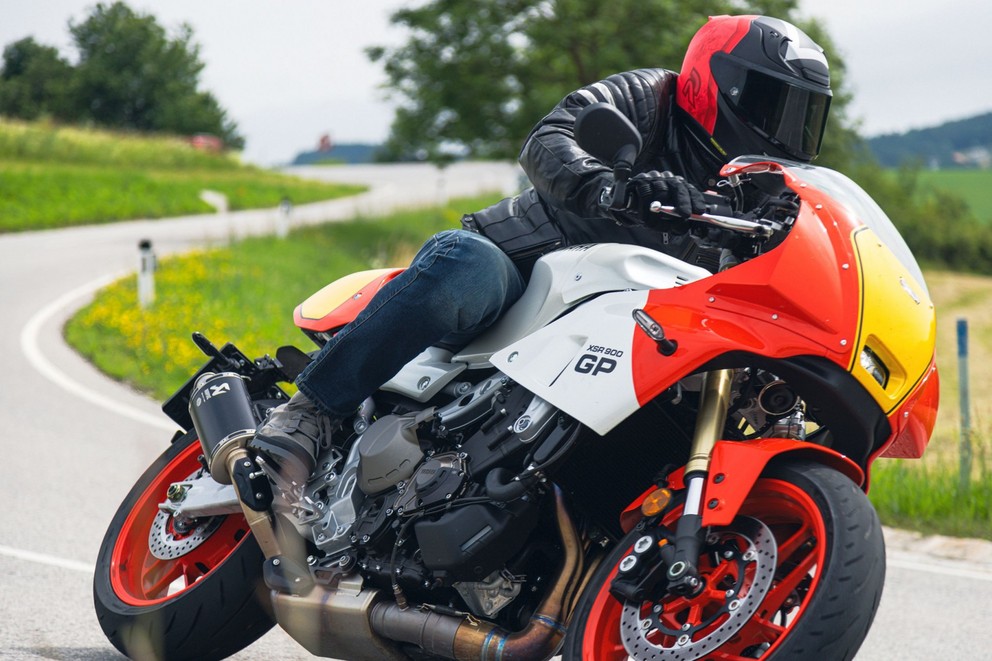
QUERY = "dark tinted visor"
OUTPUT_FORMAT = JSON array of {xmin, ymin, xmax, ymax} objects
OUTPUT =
[{"xmin": 737, "ymin": 69, "xmax": 831, "ymax": 158}]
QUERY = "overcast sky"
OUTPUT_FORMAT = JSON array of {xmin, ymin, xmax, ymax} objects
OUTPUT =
[{"xmin": 1, "ymin": 1, "xmax": 990, "ymax": 165}]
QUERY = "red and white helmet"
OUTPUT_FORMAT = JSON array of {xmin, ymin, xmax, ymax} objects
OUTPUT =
[{"xmin": 677, "ymin": 15, "xmax": 832, "ymax": 162}]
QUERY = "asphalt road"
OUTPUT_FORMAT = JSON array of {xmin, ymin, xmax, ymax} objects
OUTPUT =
[{"xmin": 0, "ymin": 162, "xmax": 989, "ymax": 660}]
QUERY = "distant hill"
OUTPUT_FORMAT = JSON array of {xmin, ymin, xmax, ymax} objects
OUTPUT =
[
  {"xmin": 868, "ymin": 112, "xmax": 992, "ymax": 168},
  {"xmin": 291, "ymin": 143, "xmax": 380, "ymax": 165},
  {"xmin": 288, "ymin": 117, "xmax": 992, "ymax": 169}
]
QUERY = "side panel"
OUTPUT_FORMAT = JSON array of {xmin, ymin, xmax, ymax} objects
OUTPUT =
[
  {"xmin": 491, "ymin": 291, "xmax": 648, "ymax": 435},
  {"xmin": 380, "ymin": 347, "xmax": 468, "ymax": 402}
]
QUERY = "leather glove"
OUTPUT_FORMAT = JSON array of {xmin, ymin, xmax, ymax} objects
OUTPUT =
[{"xmin": 628, "ymin": 170, "xmax": 707, "ymax": 223}]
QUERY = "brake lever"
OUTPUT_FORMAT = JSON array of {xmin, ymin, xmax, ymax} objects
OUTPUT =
[{"xmin": 649, "ymin": 202, "xmax": 773, "ymax": 237}]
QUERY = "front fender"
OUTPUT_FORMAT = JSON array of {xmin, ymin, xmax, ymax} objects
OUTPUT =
[{"xmin": 620, "ymin": 439, "xmax": 864, "ymax": 532}]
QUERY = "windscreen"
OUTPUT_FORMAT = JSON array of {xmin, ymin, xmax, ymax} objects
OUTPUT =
[{"xmin": 728, "ymin": 156, "xmax": 928, "ymax": 295}]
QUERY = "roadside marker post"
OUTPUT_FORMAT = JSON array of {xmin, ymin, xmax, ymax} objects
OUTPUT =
[
  {"xmin": 957, "ymin": 318, "xmax": 972, "ymax": 493},
  {"xmin": 138, "ymin": 238, "xmax": 156, "ymax": 309}
]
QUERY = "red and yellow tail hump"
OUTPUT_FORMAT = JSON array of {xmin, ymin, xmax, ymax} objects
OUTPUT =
[{"xmin": 294, "ymin": 268, "xmax": 404, "ymax": 334}]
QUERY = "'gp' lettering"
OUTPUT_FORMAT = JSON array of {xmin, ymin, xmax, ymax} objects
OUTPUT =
[{"xmin": 575, "ymin": 354, "xmax": 617, "ymax": 376}]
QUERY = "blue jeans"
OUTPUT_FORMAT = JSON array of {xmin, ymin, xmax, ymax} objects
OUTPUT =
[{"xmin": 296, "ymin": 229, "xmax": 526, "ymax": 418}]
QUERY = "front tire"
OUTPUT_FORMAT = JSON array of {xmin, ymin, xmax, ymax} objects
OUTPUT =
[
  {"xmin": 94, "ymin": 431, "xmax": 274, "ymax": 660},
  {"xmin": 563, "ymin": 461, "xmax": 885, "ymax": 660}
]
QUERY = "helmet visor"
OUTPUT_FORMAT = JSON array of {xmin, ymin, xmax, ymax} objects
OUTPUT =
[{"xmin": 736, "ymin": 69, "xmax": 831, "ymax": 158}]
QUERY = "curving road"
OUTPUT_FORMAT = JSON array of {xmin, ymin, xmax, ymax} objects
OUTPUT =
[{"xmin": 0, "ymin": 162, "xmax": 989, "ymax": 660}]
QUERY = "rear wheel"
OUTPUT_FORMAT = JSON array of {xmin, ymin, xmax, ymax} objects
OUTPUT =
[
  {"xmin": 94, "ymin": 431, "xmax": 273, "ymax": 661},
  {"xmin": 564, "ymin": 461, "xmax": 885, "ymax": 660}
]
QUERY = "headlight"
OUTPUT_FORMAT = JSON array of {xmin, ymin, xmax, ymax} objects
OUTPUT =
[{"xmin": 860, "ymin": 346, "xmax": 889, "ymax": 388}]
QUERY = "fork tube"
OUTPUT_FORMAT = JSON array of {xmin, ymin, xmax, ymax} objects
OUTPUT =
[
  {"xmin": 667, "ymin": 369, "xmax": 735, "ymax": 593},
  {"xmin": 686, "ymin": 369, "xmax": 735, "ymax": 479},
  {"xmin": 683, "ymin": 370, "xmax": 733, "ymax": 511}
]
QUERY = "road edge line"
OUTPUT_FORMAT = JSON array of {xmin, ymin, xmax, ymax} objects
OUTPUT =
[{"xmin": 19, "ymin": 272, "xmax": 177, "ymax": 432}]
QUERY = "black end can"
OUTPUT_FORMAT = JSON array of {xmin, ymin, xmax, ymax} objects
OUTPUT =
[{"xmin": 189, "ymin": 372, "xmax": 257, "ymax": 484}]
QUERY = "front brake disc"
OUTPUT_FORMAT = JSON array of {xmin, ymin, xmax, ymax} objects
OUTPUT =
[{"xmin": 620, "ymin": 516, "xmax": 778, "ymax": 660}]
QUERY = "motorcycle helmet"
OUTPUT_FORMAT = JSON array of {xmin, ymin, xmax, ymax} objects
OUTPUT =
[{"xmin": 676, "ymin": 15, "xmax": 832, "ymax": 162}]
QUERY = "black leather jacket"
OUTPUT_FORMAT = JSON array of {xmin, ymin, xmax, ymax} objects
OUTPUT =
[{"xmin": 463, "ymin": 68, "xmax": 727, "ymax": 276}]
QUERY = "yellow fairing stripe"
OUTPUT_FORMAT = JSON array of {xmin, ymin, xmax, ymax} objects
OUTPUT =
[{"xmin": 850, "ymin": 228, "xmax": 936, "ymax": 413}]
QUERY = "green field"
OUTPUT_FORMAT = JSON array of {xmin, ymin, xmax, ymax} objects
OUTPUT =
[
  {"xmin": 0, "ymin": 118, "xmax": 365, "ymax": 232},
  {"xmin": 917, "ymin": 168, "xmax": 992, "ymax": 222}
]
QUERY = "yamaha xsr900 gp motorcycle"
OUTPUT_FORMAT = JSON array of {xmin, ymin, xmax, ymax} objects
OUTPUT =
[{"xmin": 94, "ymin": 103, "xmax": 938, "ymax": 660}]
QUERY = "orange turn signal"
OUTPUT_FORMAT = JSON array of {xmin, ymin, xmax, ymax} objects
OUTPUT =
[{"xmin": 640, "ymin": 488, "xmax": 673, "ymax": 517}]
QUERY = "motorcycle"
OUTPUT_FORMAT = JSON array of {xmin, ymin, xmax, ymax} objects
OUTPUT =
[{"xmin": 94, "ymin": 103, "xmax": 938, "ymax": 660}]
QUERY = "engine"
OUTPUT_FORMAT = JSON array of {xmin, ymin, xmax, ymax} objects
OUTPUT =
[
  {"xmin": 275, "ymin": 374, "xmax": 573, "ymax": 623},
  {"xmin": 261, "ymin": 357, "xmax": 815, "ymax": 630}
]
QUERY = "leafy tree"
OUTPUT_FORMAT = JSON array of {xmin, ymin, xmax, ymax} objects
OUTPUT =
[
  {"xmin": 0, "ymin": 37, "xmax": 77, "ymax": 121},
  {"xmin": 69, "ymin": 2, "xmax": 243, "ymax": 148},
  {"xmin": 368, "ymin": 0, "xmax": 865, "ymax": 164}
]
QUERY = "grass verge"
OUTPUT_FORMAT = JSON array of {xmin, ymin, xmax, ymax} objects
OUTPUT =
[
  {"xmin": 0, "ymin": 162, "xmax": 365, "ymax": 232},
  {"xmin": 0, "ymin": 118, "xmax": 365, "ymax": 232},
  {"xmin": 869, "ymin": 452, "xmax": 992, "ymax": 539},
  {"xmin": 64, "ymin": 195, "xmax": 494, "ymax": 398},
  {"xmin": 0, "ymin": 117, "xmax": 245, "ymax": 170}
]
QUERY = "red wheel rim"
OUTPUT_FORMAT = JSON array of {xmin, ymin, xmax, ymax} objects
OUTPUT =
[
  {"xmin": 583, "ymin": 478, "xmax": 827, "ymax": 659},
  {"xmin": 110, "ymin": 440, "xmax": 252, "ymax": 606}
]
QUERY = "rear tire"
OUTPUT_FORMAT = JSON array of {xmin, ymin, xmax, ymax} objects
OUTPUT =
[
  {"xmin": 563, "ymin": 461, "xmax": 885, "ymax": 660},
  {"xmin": 94, "ymin": 431, "xmax": 274, "ymax": 660}
]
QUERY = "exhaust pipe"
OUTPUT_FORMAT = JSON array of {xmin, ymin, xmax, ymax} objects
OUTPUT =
[{"xmin": 370, "ymin": 487, "xmax": 584, "ymax": 660}]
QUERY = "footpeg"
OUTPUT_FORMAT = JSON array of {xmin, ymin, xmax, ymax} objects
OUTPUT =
[{"xmin": 231, "ymin": 456, "xmax": 273, "ymax": 512}]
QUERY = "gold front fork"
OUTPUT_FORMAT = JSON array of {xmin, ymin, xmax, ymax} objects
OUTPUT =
[
  {"xmin": 685, "ymin": 369, "xmax": 735, "ymax": 477},
  {"xmin": 667, "ymin": 369, "xmax": 734, "ymax": 593}
]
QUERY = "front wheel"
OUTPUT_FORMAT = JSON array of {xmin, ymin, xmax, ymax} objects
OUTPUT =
[
  {"xmin": 564, "ymin": 461, "xmax": 885, "ymax": 660},
  {"xmin": 94, "ymin": 431, "xmax": 274, "ymax": 661}
]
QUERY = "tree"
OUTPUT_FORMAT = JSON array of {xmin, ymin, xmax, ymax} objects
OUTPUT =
[
  {"xmin": 0, "ymin": 3, "xmax": 243, "ymax": 148},
  {"xmin": 368, "ymin": 1, "xmax": 528, "ymax": 161},
  {"xmin": 368, "ymin": 0, "xmax": 862, "ymax": 164},
  {"xmin": 0, "ymin": 37, "xmax": 76, "ymax": 121},
  {"xmin": 69, "ymin": 2, "xmax": 243, "ymax": 148}
]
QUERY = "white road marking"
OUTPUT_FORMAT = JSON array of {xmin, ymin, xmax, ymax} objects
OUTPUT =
[
  {"xmin": 887, "ymin": 554, "xmax": 992, "ymax": 583},
  {"xmin": 0, "ymin": 544, "xmax": 93, "ymax": 574},
  {"xmin": 1, "ymin": 547, "xmax": 988, "ymax": 585},
  {"xmin": 19, "ymin": 272, "xmax": 177, "ymax": 432}
]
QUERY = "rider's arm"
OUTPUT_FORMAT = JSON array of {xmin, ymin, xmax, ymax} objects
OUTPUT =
[{"xmin": 518, "ymin": 68, "xmax": 677, "ymax": 219}]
